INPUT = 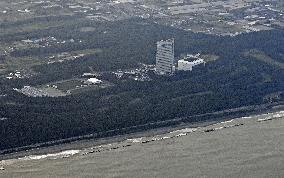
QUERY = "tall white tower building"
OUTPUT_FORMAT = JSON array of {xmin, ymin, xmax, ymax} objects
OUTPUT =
[{"xmin": 155, "ymin": 39, "xmax": 174, "ymax": 75}]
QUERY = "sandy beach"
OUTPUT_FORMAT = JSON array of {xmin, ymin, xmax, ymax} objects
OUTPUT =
[{"xmin": 0, "ymin": 111, "xmax": 283, "ymax": 178}]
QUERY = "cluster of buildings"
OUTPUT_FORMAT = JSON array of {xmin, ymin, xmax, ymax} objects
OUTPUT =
[
  {"xmin": 2, "ymin": 0, "xmax": 284, "ymax": 37},
  {"xmin": 14, "ymin": 86, "xmax": 49, "ymax": 97},
  {"xmin": 113, "ymin": 63, "xmax": 153, "ymax": 81},
  {"xmin": 5, "ymin": 70, "xmax": 33, "ymax": 80},
  {"xmin": 47, "ymin": 53, "xmax": 85, "ymax": 64},
  {"xmin": 155, "ymin": 39, "xmax": 205, "ymax": 75}
]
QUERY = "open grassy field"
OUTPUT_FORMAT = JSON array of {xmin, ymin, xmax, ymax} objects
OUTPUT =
[
  {"xmin": 244, "ymin": 49, "xmax": 284, "ymax": 70},
  {"xmin": 0, "ymin": 48, "xmax": 102, "ymax": 75}
]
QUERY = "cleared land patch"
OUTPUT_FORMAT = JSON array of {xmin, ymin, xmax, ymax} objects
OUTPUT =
[{"xmin": 244, "ymin": 49, "xmax": 284, "ymax": 69}]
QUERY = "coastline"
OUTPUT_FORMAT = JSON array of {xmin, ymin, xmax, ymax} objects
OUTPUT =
[
  {"xmin": 1, "ymin": 102, "xmax": 284, "ymax": 161},
  {"xmin": 1, "ymin": 108, "xmax": 283, "ymax": 178}
]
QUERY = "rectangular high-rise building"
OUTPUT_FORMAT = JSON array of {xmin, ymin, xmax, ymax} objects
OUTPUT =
[{"xmin": 155, "ymin": 39, "xmax": 174, "ymax": 75}]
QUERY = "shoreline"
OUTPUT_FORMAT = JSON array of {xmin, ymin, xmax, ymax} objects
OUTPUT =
[
  {"xmin": 1, "ymin": 108, "xmax": 283, "ymax": 178},
  {"xmin": 1, "ymin": 102, "xmax": 284, "ymax": 160}
]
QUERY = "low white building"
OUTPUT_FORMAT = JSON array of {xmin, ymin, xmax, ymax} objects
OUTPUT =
[
  {"xmin": 178, "ymin": 58, "xmax": 205, "ymax": 71},
  {"xmin": 87, "ymin": 78, "xmax": 102, "ymax": 84}
]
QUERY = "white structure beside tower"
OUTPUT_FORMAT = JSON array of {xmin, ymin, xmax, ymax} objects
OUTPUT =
[
  {"xmin": 155, "ymin": 39, "xmax": 175, "ymax": 75},
  {"xmin": 177, "ymin": 54, "xmax": 205, "ymax": 71}
]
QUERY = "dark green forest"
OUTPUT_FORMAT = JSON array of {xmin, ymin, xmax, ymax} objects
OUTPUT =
[{"xmin": 0, "ymin": 18, "xmax": 284, "ymax": 152}]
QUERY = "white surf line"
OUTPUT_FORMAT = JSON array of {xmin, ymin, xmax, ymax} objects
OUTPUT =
[
  {"xmin": 0, "ymin": 150, "xmax": 81, "ymax": 169},
  {"xmin": 18, "ymin": 150, "xmax": 81, "ymax": 161},
  {"xmin": 4, "ymin": 111, "xmax": 284, "ymax": 164},
  {"xmin": 212, "ymin": 119, "xmax": 234, "ymax": 126},
  {"xmin": 0, "ymin": 117, "xmax": 8, "ymax": 121},
  {"xmin": 127, "ymin": 137, "xmax": 145, "ymax": 143},
  {"xmin": 61, "ymin": 110, "xmax": 284, "ymax": 155},
  {"xmin": 170, "ymin": 128, "xmax": 198, "ymax": 134},
  {"xmin": 257, "ymin": 111, "xmax": 284, "ymax": 122}
]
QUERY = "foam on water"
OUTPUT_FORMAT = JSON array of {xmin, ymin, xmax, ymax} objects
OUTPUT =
[
  {"xmin": 18, "ymin": 150, "xmax": 80, "ymax": 160},
  {"xmin": 127, "ymin": 137, "xmax": 145, "ymax": 143},
  {"xmin": 257, "ymin": 111, "xmax": 284, "ymax": 122}
]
